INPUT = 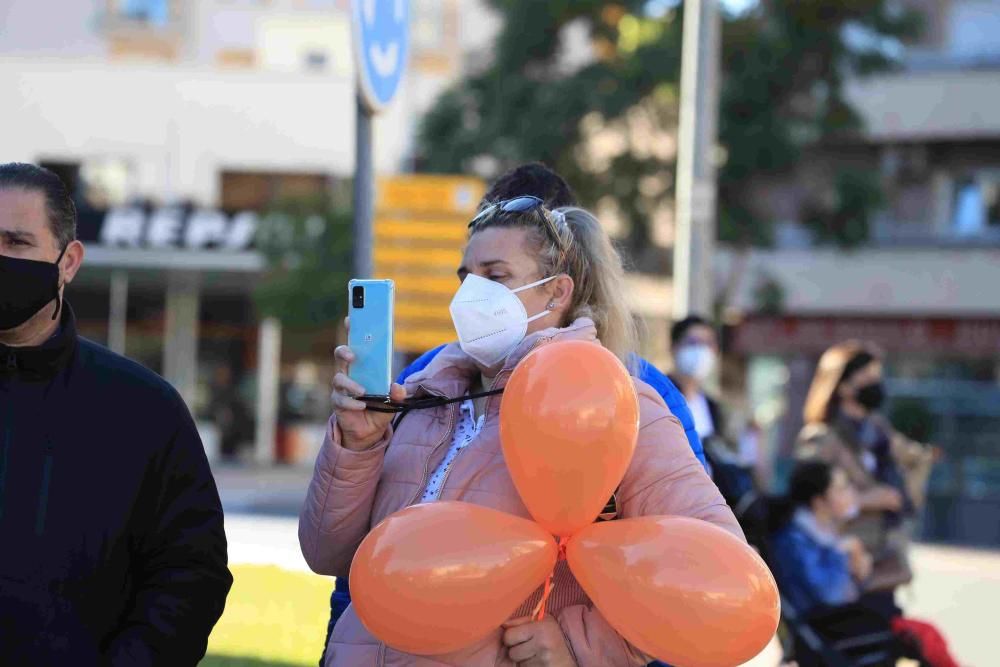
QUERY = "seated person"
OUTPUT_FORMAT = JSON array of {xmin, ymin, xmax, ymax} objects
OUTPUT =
[{"xmin": 771, "ymin": 460, "xmax": 960, "ymax": 667}]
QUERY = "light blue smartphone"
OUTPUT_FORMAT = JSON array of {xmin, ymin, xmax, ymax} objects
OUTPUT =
[{"xmin": 347, "ymin": 278, "xmax": 395, "ymax": 399}]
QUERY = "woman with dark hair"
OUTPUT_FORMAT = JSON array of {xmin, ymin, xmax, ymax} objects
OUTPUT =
[
  {"xmin": 771, "ymin": 460, "xmax": 960, "ymax": 667},
  {"xmin": 797, "ymin": 341, "xmax": 937, "ymax": 590}
]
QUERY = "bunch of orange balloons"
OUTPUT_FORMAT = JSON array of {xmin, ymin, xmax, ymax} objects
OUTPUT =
[{"xmin": 350, "ymin": 341, "xmax": 780, "ymax": 666}]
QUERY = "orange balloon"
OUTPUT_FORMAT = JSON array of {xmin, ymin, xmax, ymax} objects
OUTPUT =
[
  {"xmin": 566, "ymin": 516, "xmax": 780, "ymax": 667},
  {"xmin": 500, "ymin": 340, "xmax": 639, "ymax": 537},
  {"xmin": 349, "ymin": 501, "xmax": 558, "ymax": 655}
]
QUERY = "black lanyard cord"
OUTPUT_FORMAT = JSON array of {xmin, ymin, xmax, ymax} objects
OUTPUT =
[{"xmin": 363, "ymin": 387, "xmax": 505, "ymax": 414}]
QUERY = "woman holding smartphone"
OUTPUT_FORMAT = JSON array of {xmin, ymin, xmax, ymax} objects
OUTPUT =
[{"xmin": 299, "ymin": 198, "xmax": 743, "ymax": 667}]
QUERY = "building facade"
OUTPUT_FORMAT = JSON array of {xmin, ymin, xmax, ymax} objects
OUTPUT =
[
  {"xmin": 1, "ymin": 0, "xmax": 498, "ymax": 463},
  {"xmin": 721, "ymin": 0, "xmax": 1000, "ymax": 546}
]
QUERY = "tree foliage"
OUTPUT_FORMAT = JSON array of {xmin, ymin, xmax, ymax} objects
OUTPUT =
[
  {"xmin": 254, "ymin": 195, "xmax": 353, "ymax": 331},
  {"xmin": 417, "ymin": 0, "xmax": 922, "ymax": 259}
]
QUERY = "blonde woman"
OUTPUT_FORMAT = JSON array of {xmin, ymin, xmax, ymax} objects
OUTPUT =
[{"xmin": 300, "ymin": 197, "xmax": 742, "ymax": 667}]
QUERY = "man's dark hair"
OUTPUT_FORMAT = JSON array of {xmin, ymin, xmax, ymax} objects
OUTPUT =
[
  {"xmin": 481, "ymin": 162, "xmax": 578, "ymax": 208},
  {"xmin": 0, "ymin": 162, "xmax": 77, "ymax": 249},
  {"xmin": 670, "ymin": 315, "xmax": 713, "ymax": 346},
  {"xmin": 787, "ymin": 460, "xmax": 835, "ymax": 508}
]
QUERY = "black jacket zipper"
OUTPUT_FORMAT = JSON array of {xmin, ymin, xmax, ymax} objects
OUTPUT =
[{"xmin": 0, "ymin": 389, "xmax": 11, "ymax": 522}]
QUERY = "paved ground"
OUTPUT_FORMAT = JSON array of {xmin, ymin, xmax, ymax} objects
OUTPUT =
[
  {"xmin": 214, "ymin": 462, "xmax": 312, "ymax": 517},
  {"xmin": 219, "ymin": 465, "xmax": 998, "ymax": 666}
]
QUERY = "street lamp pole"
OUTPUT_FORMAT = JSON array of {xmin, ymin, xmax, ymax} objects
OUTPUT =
[{"xmin": 673, "ymin": 0, "xmax": 721, "ymax": 320}]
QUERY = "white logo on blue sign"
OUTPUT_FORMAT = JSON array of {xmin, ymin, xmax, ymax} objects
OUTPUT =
[{"xmin": 353, "ymin": 0, "xmax": 410, "ymax": 112}]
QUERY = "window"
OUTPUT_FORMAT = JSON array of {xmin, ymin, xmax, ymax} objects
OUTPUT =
[
  {"xmin": 39, "ymin": 158, "xmax": 134, "ymax": 210},
  {"xmin": 220, "ymin": 171, "xmax": 331, "ymax": 212},
  {"xmin": 952, "ymin": 174, "xmax": 1000, "ymax": 237},
  {"xmin": 303, "ymin": 49, "xmax": 330, "ymax": 72},
  {"xmin": 948, "ymin": 1, "xmax": 1000, "ymax": 59},
  {"xmin": 117, "ymin": 0, "xmax": 170, "ymax": 27}
]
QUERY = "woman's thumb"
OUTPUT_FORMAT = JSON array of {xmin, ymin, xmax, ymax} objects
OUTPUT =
[{"xmin": 389, "ymin": 383, "xmax": 407, "ymax": 403}]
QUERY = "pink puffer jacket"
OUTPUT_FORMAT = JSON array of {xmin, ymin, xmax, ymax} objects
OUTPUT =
[{"xmin": 299, "ymin": 318, "xmax": 743, "ymax": 667}]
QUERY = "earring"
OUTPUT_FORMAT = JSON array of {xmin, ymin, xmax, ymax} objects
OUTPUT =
[{"xmin": 547, "ymin": 302, "xmax": 556, "ymax": 310}]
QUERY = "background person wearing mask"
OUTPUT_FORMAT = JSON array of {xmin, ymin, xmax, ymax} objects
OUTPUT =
[
  {"xmin": 771, "ymin": 460, "xmax": 959, "ymax": 667},
  {"xmin": 797, "ymin": 341, "xmax": 938, "ymax": 595},
  {"xmin": 669, "ymin": 316, "xmax": 724, "ymax": 444},
  {"xmin": 666, "ymin": 315, "xmax": 778, "ymax": 593},
  {"xmin": 669, "ymin": 315, "xmax": 762, "ymax": 473},
  {"xmin": 0, "ymin": 163, "xmax": 232, "ymax": 666}
]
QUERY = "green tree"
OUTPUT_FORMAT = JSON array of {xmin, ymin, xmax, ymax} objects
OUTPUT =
[
  {"xmin": 254, "ymin": 195, "xmax": 353, "ymax": 332},
  {"xmin": 417, "ymin": 0, "xmax": 921, "ymax": 262}
]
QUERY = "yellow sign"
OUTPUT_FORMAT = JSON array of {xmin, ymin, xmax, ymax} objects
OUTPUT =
[{"xmin": 374, "ymin": 175, "xmax": 486, "ymax": 354}]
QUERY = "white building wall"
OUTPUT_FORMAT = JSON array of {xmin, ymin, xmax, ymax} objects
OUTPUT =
[
  {"xmin": 717, "ymin": 247, "xmax": 1000, "ymax": 316},
  {"xmin": 846, "ymin": 68, "xmax": 1000, "ymax": 142},
  {"xmin": 1, "ymin": 60, "xmax": 364, "ymax": 203},
  {"xmin": 1, "ymin": 0, "xmax": 496, "ymax": 205},
  {"xmin": 0, "ymin": 0, "xmax": 108, "ymax": 56}
]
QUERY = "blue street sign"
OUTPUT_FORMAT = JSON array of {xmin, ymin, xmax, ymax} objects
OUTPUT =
[{"xmin": 352, "ymin": 0, "xmax": 411, "ymax": 113}]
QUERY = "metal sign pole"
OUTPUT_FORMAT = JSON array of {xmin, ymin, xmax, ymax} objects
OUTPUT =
[
  {"xmin": 350, "ymin": 0, "xmax": 410, "ymax": 278},
  {"xmin": 353, "ymin": 92, "xmax": 375, "ymax": 279}
]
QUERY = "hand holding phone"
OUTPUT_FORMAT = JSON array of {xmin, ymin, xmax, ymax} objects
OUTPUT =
[{"xmin": 331, "ymin": 321, "xmax": 407, "ymax": 452}]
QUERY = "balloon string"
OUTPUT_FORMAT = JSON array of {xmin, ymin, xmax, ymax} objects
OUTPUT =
[
  {"xmin": 533, "ymin": 577, "xmax": 554, "ymax": 621},
  {"xmin": 533, "ymin": 537, "xmax": 568, "ymax": 621}
]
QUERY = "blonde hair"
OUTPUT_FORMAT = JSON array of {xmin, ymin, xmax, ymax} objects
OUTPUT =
[
  {"xmin": 469, "ymin": 203, "xmax": 639, "ymax": 371},
  {"xmin": 802, "ymin": 340, "xmax": 881, "ymax": 425}
]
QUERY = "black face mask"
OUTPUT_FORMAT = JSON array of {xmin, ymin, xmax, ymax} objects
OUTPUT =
[
  {"xmin": 0, "ymin": 246, "xmax": 66, "ymax": 331},
  {"xmin": 855, "ymin": 382, "xmax": 885, "ymax": 411}
]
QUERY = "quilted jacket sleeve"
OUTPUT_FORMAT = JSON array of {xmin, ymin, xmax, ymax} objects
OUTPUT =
[{"xmin": 298, "ymin": 415, "xmax": 391, "ymax": 578}]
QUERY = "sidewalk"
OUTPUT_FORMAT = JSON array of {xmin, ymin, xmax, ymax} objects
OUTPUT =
[{"xmin": 213, "ymin": 462, "xmax": 313, "ymax": 517}]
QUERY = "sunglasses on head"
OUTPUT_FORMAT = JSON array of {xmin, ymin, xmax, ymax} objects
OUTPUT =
[{"xmin": 468, "ymin": 195, "xmax": 568, "ymax": 252}]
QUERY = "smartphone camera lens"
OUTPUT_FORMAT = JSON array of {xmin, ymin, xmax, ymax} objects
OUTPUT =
[{"xmin": 352, "ymin": 285, "xmax": 365, "ymax": 309}]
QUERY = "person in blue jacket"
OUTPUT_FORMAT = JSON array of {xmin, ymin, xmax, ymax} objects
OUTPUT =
[
  {"xmin": 770, "ymin": 460, "xmax": 960, "ymax": 667},
  {"xmin": 320, "ymin": 162, "xmax": 705, "ymax": 665}
]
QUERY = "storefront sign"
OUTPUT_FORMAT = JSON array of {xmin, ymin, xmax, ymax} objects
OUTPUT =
[
  {"xmin": 77, "ymin": 206, "xmax": 259, "ymax": 251},
  {"xmin": 734, "ymin": 315, "xmax": 1000, "ymax": 357}
]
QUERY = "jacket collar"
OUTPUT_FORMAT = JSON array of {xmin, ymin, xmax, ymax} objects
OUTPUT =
[
  {"xmin": 404, "ymin": 317, "xmax": 600, "ymax": 398},
  {"xmin": 792, "ymin": 507, "xmax": 846, "ymax": 552},
  {"xmin": 0, "ymin": 302, "xmax": 78, "ymax": 381}
]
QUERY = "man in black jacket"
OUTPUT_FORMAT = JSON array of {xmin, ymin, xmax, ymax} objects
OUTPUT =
[{"xmin": 0, "ymin": 162, "xmax": 232, "ymax": 665}]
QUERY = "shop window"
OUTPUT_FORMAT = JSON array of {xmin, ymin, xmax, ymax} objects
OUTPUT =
[
  {"xmin": 220, "ymin": 170, "xmax": 332, "ymax": 212},
  {"xmin": 40, "ymin": 158, "xmax": 134, "ymax": 211},
  {"xmin": 80, "ymin": 159, "xmax": 133, "ymax": 208}
]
